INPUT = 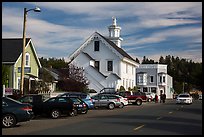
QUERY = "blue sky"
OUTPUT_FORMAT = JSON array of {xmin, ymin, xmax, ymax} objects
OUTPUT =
[{"xmin": 2, "ymin": 2, "xmax": 202, "ymax": 63}]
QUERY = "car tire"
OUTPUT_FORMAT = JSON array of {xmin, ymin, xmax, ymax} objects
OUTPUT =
[
  {"xmin": 69, "ymin": 109, "xmax": 77, "ymax": 117},
  {"xmin": 81, "ymin": 109, "xmax": 88, "ymax": 114},
  {"xmin": 147, "ymin": 98, "xmax": 151, "ymax": 102},
  {"xmin": 135, "ymin": 99, "xmax": 142, "ymax": 106},
  {"xmin": 51, "ymin": 109, "xmax": 61, "ymax": 119},
  {"xmin": 2, "ymin": 114, "xmax": 17, "ymax": 128},
  {"xmin": 108, "ymin": 103, "xmax": 115, "ymax": 110},
  {"xmin": 119, "ymin": 103, "xmax": 124, "ymax": 108}
]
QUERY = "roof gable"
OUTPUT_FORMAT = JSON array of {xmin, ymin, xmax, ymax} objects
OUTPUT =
[
  {"xmin": 68, "ymin": 32, "xmax": 136, "ymax": 64},
  {"xmin": 2, "ymin": 38, "xmax": 42, "ymax": 68},
  {"xmin": 2, "ymin": 38, "xmax": 31, "ymax": 63}
]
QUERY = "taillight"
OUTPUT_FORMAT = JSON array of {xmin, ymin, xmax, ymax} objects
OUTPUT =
[
  {"xmin": 21, "ymin": 106, "xmax": 32, "ymax": 111},
  {"xmin": 117, "ymin": 98, "xmax": 120, "ymax": 102},
  {"xmin": 83, "ymin": 103, "xmax": 86, "ymax": 108}
]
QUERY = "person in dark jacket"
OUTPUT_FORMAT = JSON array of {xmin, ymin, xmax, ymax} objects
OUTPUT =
[{"xmin": 162, "ymin": 93, "xmax": 166, "ymax": 103}]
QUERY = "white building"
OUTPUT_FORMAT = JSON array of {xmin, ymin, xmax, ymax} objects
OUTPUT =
[
  {"xmin": 68, "ymin": 17, "xmax": 139, "ymax": 93},
  {"xmin": 136, "ymin": 64, "xmax": 173, "ymax": 99}
]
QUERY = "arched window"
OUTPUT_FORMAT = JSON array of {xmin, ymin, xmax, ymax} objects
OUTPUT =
[{"xmin": 25, "ymin": 53, "xmax": 30, "ymax": 67}]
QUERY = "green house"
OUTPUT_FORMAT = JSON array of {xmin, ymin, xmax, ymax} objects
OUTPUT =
[{"xmin": 2, "ymin": 38, "xmax": 42, "ymax": 93}]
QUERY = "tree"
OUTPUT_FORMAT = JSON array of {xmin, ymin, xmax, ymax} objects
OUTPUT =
[
  {"xmin": 39, "ymin": 57, "xmax": 68, "ymax": 69},
  {"xmin": 57, "ymin": 64, "xmax": 89, "ymax": 92},
  {"xmin": 2, "ymin": 65, "xmax": 9, "ymax": 87},
  {"xmin": 159, "ymin": 56, "xmax": 165, "ymax": 64},
  {"xmin": 33, "ymin": 68, "xmax": 54, "ymax": 94},
  {"xmin": 118, "ymin": 86, "xmax": 125, "ymax": 91},
  {"xmin": 132, "ymin": 86, "xmax": 138, "ymax": 92}
]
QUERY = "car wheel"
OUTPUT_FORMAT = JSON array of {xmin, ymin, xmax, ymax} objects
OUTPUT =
[
  {"xmin": 51, "ymin": 109, "xmax": 61, "ymax": 119},
  {"xmin": 2, "ymin": 114, "xmax": 17, "ymax": 128},
  {"xmin": 147, "ymin": 98, "xmax": 151, "ymax": 102},
  {"xmin": 69, "ymin": 109, "xmax": 77, "ymax": 117},
  {"xmin": 136, "ymin": 99, "xmax": 142, "ymax": 106},
  {"xmin": 108, "ymin": 103, "xmax": 115, "ymax": 110},
  {"xmin": 81, "ymin": 109, "xmax": 88, "ymax": 114},
  {"xmin": 119, "ymin": 103, "xmax": 124, "ymax": 108}
]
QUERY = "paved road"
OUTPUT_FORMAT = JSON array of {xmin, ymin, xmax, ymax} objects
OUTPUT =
[{"xmin": 2, "ymin": 99, "xmax": 202, "ymax": 135}]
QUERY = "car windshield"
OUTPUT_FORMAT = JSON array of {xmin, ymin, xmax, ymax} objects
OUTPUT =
[{"xmin": 178, "ymin": 95, "xmax": 190, "ymax": 98}]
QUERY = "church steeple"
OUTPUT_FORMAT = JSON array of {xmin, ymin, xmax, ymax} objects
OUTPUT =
[{"xmin": 108, "ymin": 17, "xmax": 123, "ymax": 48}]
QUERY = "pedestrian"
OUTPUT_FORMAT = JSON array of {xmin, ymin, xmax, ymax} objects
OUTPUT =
[
  {"xmin": 162, "ymin": 93, "xmax": 166, "ymax": 103},
  {"xmin": 155, "ymin": 94, "xmax": 158, "ymax": 103},
  {"xmin": 160, "ymin": 94, "xmax": 163, "ymax": 103}
]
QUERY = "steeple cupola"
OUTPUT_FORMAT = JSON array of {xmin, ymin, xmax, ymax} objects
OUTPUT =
[{"xmin": 108, "ymin": 17, "xmax": 123, "ymax": 48}]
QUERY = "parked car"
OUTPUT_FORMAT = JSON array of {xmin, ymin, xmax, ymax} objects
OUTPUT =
[
  {"xmin": 2, "ymin": 97, "xmax": 33, "ymax": 128},
  {"xmin": 145, "ymin": 92, "xmax": 155, "ymax": 102},
  {"xmin": 91, "ymin": 94, "xmax": 122, "ymax": 109},
  {"xmin": 118, "ymin": 91, "xmax": 147, "ymax": 106},
  {"xmin": 57, "ymin": 92, "xmax": 94, "ymax": 109},
  {"xmin": 40, "ymin": 97, "xmax": 78, "ymax": 119},
  {"xmin": 115, "ymin": 95, "xmax": 128, "ymax": 108},
  {"xmin": 176, "ymin": 93, "xmax": 193, "ymax": 104},
  {"xmin": 68, "ymin": 97, "xmax": 88, "ymax": 114},
  {"xmin": 18, "ymin": 94, "xmax": 46, "ymax": 116}
]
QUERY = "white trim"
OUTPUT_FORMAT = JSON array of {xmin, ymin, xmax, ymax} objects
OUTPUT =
[{"xmin": 29, "ymin": 39, "xmax": 42, "ymax": 68}]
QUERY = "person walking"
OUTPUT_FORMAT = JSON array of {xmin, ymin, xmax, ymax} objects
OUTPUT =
[
  {"xmin": 162, "ymin": 93, "xmax": 166, "ymax": 103},
  {"xmin": 155, "ymin": 94, "xmax": 158, "ymax": 103},
  {"xmin": 160, "ymin": 93, "xmax": 163, "ymax": 103}
]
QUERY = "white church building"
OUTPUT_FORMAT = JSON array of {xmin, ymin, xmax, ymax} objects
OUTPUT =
[{"xmin": 68, "ymin": 17, "xmax": 139, "ymax": 93}]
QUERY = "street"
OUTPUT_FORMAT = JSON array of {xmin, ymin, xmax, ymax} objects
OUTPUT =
[{"xmin": 2, "ymin": 99, "xmax": 202, "ymax": 135}]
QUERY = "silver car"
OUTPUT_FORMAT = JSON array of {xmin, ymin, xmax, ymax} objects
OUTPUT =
[{"xmin": 91, "ymin": 94, "xmax": 122, "ymax": 109}]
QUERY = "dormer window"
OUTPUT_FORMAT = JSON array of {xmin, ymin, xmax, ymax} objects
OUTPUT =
[{"xmin": 94, "ymin": 41, "xmax": 100, "ymax": 51}]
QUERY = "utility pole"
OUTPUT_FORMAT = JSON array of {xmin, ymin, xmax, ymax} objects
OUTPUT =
[{"xmin": 20, "ymin": 7, "xmax": 41, "ymax": 96}]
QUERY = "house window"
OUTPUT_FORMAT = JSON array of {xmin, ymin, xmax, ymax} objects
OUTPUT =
[
  {"xmin": 163, "ymin": 76, "xmax": 165, "ymax": 83},
  {"xmin": 138, "ymin": 75, "xmax": 142, "ymax": 83},
  {"xmin": 17, "ymin": 77, "xmax": 21, "ymax": 90},
  {"xmin": 94, "ymin": 41, "xmax": 100, "ymax": 51},
  {"xmin": 150, "ymin": 76, "xmax": 154, "ymax": 83},
  {"xmin": 160, "ymin": 76, "xmax": 162, "ymax": 83},
  {"xmin": 107, "ymin": 61, "xmax": 113, "ymax": 71},
  {"xmin": 95, "ymin": 61, "xmax": 100, "ymax": 71},
  {"xmin": 25, "ymin": 53, "xmax": 30, "ymax": 66}
]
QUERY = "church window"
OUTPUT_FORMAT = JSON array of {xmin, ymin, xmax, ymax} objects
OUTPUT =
[
  {"xmin": 94, "ymin": 41, "xmax": 100, "ymax": 51},
  {"xmin": 107, "ymin": 61, "xmax": 113, "ymax": 71}
]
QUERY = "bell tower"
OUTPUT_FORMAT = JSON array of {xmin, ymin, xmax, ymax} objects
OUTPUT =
[{"xmin": 108, "ymin": 17, "xmax": 123, "ymax": 48}]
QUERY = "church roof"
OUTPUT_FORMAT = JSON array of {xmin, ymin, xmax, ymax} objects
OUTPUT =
[{"xmin": 96, "ymin": 32, "xmax": 136, "ymax": 63}]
